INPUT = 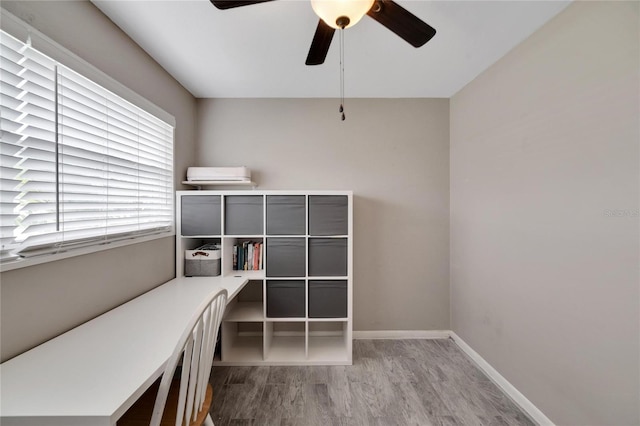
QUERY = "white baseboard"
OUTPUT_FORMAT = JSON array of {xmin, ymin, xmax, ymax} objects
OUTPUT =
[
  {"xmin": 450, "ymin": 332, "xmax": 555, "ymax": 426},
  {"xmin": 353, "ymin": 330, "xmax": 451, "ymax": 339}
]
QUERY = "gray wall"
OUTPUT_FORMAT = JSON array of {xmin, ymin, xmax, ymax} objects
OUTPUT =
[
  {"xmin": 196, "ymin": 98, "xmax": 450, "ymax": 332},
  {"xmin": 450, "ymin": 2, "xmax": 639, "ymax": 425},
  {"xmin": 0, "ymin": 1, "xmax": 197, "ymax": 362}
]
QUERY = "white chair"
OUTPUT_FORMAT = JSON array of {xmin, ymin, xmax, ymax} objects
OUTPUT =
[{"xmin": 119, "ymin": 288, "xmax": 227, "ymax": 426}]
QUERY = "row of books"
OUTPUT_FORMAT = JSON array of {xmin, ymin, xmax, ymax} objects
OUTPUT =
[{"xmin": 233, "ymin": 241, "xmax": 263, "ymax": 271}]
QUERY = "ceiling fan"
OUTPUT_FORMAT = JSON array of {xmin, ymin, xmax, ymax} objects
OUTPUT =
[{"xmin": 210, "ymin": 0, "xmax": 436, "ymax": 66}]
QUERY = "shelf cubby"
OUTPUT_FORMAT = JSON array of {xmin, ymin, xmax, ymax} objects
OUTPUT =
[
  {"xmin": 224, "ymin": 280, "xmax": 264, "ymax": 321},
  {"xmin": 266, "ymin": 195, "xmax": 306, "ymax": 235},
  {"xmin": 307, "ymin": 321, "xmax": 349, "ymax": 363},
  {"xmin": 308, "ymin": 238, "xmax": 347, "ymax": 277},
  {"xmin": 221, "ymin": 321, "xmax": 263, "ymax": 363},
  {"xmin": 264, "ymin": 321, "xmax": 306, "ymax": 362},
  {"xmin": 308, "ymin": 280, "xmax": 347, "ymax": 318},
  {"xmin": 181, "ymin": 195, "xmax": 221, "ymax": 236},
  {"xmin": 308, "ymin": 195, "xmax": 348, "ymax": 236},
  {"xmin": 224, "ymin": 302, "xmax": 263, "ymax": 322},
  {"xmin": 224, "ymin": 195, "xmax": 263, "ymax": 235},
  {"xmin": 222, "ymin": 237, "xmax": 264, "ymax": 277},
  {"xmin": 265, "ymin": 237, "xmax": 305, "ymax": 277},
  {"xmin": 266, "ymin": 280, "xmax": 305, "ymax": 318}
]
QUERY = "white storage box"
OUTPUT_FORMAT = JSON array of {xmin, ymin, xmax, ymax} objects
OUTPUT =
[
  {"xmin": 185, "ymin": 244, "xmax": 221, "ymax": 276},
  {"xmin": 187, "ymin": 167, "xmax": 251, "ymax": 182}
]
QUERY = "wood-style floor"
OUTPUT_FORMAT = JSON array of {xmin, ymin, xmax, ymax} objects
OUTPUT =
[{"xmin": 209, "ymin": 339, "xmax": 536, "ymax": 426}]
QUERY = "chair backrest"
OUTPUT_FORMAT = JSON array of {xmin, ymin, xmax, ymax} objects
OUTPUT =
[{"xmin": 150, "ymin": 288, "xmax": 227, "ymax": 426}]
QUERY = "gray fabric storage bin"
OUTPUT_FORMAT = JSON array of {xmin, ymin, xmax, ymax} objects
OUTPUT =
[
  {"xmin": 185, "ymin": 255, "xmax": 221, "ymax": 276},
  {"xmin": 308, "ymin": 280, "xmax": 347, "ymax": 318},
  {"xmin": 267, "ymin": 280, "xmax": 305, "ymax": 318},
  {"xmin": 266, "ymin": 238, "xmax": 306, "ymax": 277},
  {"xmin": 308, "ymin": 195, "xmax": 348, "ymax": 236},
  {"xmin": 225, "ymin": 195, "xmax": 263, "ymax": 235},
  {"xmin": 185, "ymin": 261, "xmax": 220, "ymax": 276},
  {"xmin": 308, "ymin": 238, "xmax": 347, "ymax": 277},
  {"xmin": 184, "ymin": 244, "xmax": 221, "ymax": 277},
  {"xmin": 181, "ymin": 195, "xmax": 221, "ymax": 236},
  {"xmin": 266, "ymin": 195, "xmax": 305, "ymax": 235}
]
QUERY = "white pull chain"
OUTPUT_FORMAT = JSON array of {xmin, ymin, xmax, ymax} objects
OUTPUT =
[{"xmin": 339, "ymin": 27, "xmax": 345, "ymax": 121}]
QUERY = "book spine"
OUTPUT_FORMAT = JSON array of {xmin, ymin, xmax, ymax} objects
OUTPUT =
[
  {"xmin": 253, "ymin": 242, "xmax": 259, "ymax": 270},
  {"xmin": 243, "ymin": 241, "xmax": 249, "ymax": 270},
  {"xmin": 233, "ymin": 244, "xmax": 238, "ymax": 270}
]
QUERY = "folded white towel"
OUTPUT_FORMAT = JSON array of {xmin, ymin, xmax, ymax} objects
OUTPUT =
[{"xmin": 187, "ymin": 167, "xmax": 251, "ymax": 181}]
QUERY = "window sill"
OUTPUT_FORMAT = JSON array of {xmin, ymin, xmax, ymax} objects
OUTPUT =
[{"xmin": 0, "ymin": 231, "xmax": 175, "ymax": 273}]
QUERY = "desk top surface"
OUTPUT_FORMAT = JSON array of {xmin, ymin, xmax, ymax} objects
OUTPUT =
[{"xmin": 0, "ymin": 276, "xmax": 247, "ymax": 426}]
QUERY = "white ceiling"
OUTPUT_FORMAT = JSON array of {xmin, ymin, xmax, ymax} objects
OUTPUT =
[{"xmin": 92, "ymin": 0, "xmax": 570, "ymax": 98}]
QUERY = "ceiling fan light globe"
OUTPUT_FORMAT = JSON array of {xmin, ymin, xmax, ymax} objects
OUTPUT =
[{"xmin": 310, "ymin": 0, "xmax": 375, "ymax": 29}]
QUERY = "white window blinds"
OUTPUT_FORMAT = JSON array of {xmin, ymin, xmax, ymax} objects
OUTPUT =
[{"xmin": 0, "ymin": 30, "xmax": 174, "ymax": 260}]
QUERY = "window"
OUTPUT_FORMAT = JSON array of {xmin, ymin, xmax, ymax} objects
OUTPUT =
[{"xmin": 0, "ymin": 29, "xmax": 174, "ymax": 264}]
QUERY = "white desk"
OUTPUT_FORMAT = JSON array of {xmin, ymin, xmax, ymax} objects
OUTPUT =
[{"xmin": 0, "ymin": 276, "xmax": 248, "ymax": 426}]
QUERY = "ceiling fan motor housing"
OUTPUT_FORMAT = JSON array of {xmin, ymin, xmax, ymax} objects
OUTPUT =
[{"xmin": 310, "ymin": 0, "xmax": 375, "ymax": 30}]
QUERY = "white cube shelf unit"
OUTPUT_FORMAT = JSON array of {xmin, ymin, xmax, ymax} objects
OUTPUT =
[{"xmin": 176, "ymin": 190, "xmax": 353, "ymax": 365}]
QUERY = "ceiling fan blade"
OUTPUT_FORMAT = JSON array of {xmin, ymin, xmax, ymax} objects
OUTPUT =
[
  {"xmin": 210, "ymin": 0, "xmax": 276, "ymax": 10},
  {"xmin": 367, "ymin": 0, "xmax": 436, "ymax": 48},
  {"xmin": 305, "ymin": 19, "xmax": 335, "ymax": 66}
]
